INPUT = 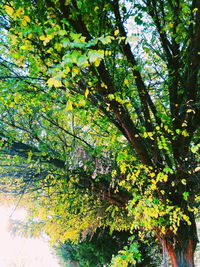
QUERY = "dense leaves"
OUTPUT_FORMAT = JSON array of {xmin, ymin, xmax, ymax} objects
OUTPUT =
[
  {"xmin": 0, "ymin": 0, "xmax": 200, "ymax": 266},
  {"xmin": 54, "ymin": 229, "xmax": 161, "ymax": 267}
]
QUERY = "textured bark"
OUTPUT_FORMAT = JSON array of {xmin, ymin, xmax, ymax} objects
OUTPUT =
[
  {"xmin": 160, "ymin": 218, "xmax": 198, "ymax": 267},
  {"xmin": 166, "ymin": 238, "xmax": 195, "ymax": 267}
]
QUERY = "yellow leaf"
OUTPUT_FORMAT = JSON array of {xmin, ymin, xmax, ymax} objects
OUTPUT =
[
  {"xmin": 72, "ymin": 66, "xmax": 79, "ymax": 75},
  {"xmin": 94, "ymin": 58, "xmax": 101, "ymax": 67},
  {"xmin": 182, "ymin": 130, "xmax": 188, "ymax": 136},
  {"xmin": 105, "ymin": 50, "xmax": 112, "ymax": 56},
  {"xmin": 187, "ymin": 109, "xmax": 195, "ymax": 113},
  {"xmin": 47, "ymin": 77, "xmax": 62, "ymax": 87},
  {"xmin": 53, "ymin": 79, "xmax": 62, "ymax": 87},
  {"xmin": 149, "ymin": 172, "xmax": 155, "ymax": 178},
  {"xmin": 21, "ymin": 15, "xmax": 30, "ymax": 26},
  {"xmin": 24, "ymin": 16, "xmax": 30, "ymax": 22},
  {"xmin": 124, "ymin": 79, "xmax": 129, "ymax": 85},
  {"xmin": 65, "ymin": 66, "xmax": 70, "ymax": 74},
  {"xmin": 108, "ymin": 94, "xmax": 115, "ymax": 100},
  {"xmin": 161, "ymin": 226, "xmax": 166, "ymax": 234},
  {"xmin": 85, "ymin": 88, "xmax": 89, "ymax": 98},
  {"xmin": 39, "ymin": 35, "xmax": 45, "ymax": 41},
  {"xmin": 66, "ymin": 100, "xmax": 73, "ymax": 111},
  {"xmin": 14, "ymin": 93, "xmax": 22, "ymax": 103},
  {"xmin": 39, "ymin": 34, "xmax": 52, "ymax": 45},
  {"xmin": 20, "ymin": 45, "xmax": 28, "ymax": 50},
  {"xmin": 77, "ymin": 99, "xmax": 86, "ymax": 107},
  {"xmin": 193, "ymin": 8, "xmax": 198, "ymax": 13},
  {"xmin": 163, "ymin": 174, "xmax": 168, "ymax": 182},
  {"xmin": 9, "ymin": 102, "xmax": 15, "ymax": 108},
  {"xmin": 151, "ymin": 184, "xmax": 157, "ymax": 190},
  {"xmin": 101, "ymin": 82, "xmax": 107, "ymax": 89},
  {"xmin": 181, "ymin": 179, "xmax": 187, "ymax": 185},
  {"xmin": 114, "ymin": 29, "xmax": 119, "ymax": 36},
  {"xmin": 182, "ymin": 122, "xmax": 187, "ymax": 127},
  {"xmin": 5, "ymin": 5, "xmax": 14, "ymax": 16},
  {"xmin": 119, "ymin": 180, "xmax": 125, "ymax": 186},
  {"xmin": 16, "ymin": 7, "xmax": 24, "ymax": 17}
]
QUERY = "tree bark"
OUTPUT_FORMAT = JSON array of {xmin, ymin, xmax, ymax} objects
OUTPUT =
[
  {"xmin": 159, "ymin": 218, "xmax": 198, "ymax": 267},
  {"xmin": 166, "ymin": 239, "xmax": 195, "ymax": 267}
]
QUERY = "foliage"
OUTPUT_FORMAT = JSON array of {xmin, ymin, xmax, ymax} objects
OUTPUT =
[
  {"xmin": 0, "ymin": 0, "xmax": 200, "ymax": 266},
  {"xmin": 54, "ymin": 229, "xmax": 131, "ymax": 267},
  {"xmin": 54, "ymin": 229, "xmax": 161, "ymax": 267}
]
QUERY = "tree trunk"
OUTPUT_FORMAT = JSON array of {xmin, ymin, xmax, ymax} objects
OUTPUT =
[
  {"xmin": 160, "ymin": 218, "xmax": 198, "ymax": 267},
  {"xmin": 166, "ymin": 238, "xmax": 196, "ymax": 267}
]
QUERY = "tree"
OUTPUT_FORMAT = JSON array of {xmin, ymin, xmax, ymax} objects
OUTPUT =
[
  {"xmin": 54, "ymin": 228, "xmax": 161, "ymax": 267},
  {"xmin": 0, "ymin": 0, "xmax": 199, "ymax": 266}
]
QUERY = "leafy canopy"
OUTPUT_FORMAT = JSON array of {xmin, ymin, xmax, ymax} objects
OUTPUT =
[{"xmin": 0, "ymin": 0, "xmax": 199, "ymax": 264}]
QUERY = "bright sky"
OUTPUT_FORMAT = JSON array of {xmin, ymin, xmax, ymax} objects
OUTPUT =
[{"xmin": 0, "ymin": 207, "xmax": 61, "ymax": 267}]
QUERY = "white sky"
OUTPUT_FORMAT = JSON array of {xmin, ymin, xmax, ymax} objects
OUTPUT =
[{"xmin": 0, "ymin": 207, "xmax": 61, "ymax": 267}]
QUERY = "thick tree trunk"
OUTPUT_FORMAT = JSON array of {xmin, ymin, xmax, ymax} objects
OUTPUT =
[
  {"xmin": 166, "ymin": 238, "xmax": 195, "ymax": 267},
  {"xmin": 160, "ymin": 218, "xmax": 198, "ymax": 267}
]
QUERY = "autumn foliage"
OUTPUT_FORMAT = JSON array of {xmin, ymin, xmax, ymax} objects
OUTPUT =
[{"xmin": 0, "ymin": 0, "xmax": 199, "ymax": 266}]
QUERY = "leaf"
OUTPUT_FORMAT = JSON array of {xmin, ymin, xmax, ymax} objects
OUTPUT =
[
  {"xmin": 194, "ymin": 166, "xmax": 200, "ymax": 172},
  {"xmin": 163, "ymin": 167, "xmax": 173, "ymax": 174},
  {"xmin": 151, "ymin": 183, "xmax": 157, "ymax": 190},
  {"xmin": 149, "ymin": 172, "xmax": 155, "ymax": 178},
  {"xmin": 72, "ymin": 66, "xmax": 79, "ymax": 76},
  {"xmin": 70, "ymin": 32, "xmax": 82, "ymax": 42},
  {"xmin": 5, "ymin": 5, "xmax": 14, "ymax": 16},
  {"xmin": 187, "ymin": 109, "xmax": 195, "ymax": 114},
  {"xmin": 114, "ymin": 30, "xmax": 119, "ymax": 36},
  {"xmin": 9, "ymin": 102, "xmax": 15, "ymax": 108},
  {"xmin": 47, "ymin": 77, "xmax": 62, "ymax": 87},
  {"xmin": 58, "ymin": 29, "xmax": 67, "ymax": 36},
  {"xmin": 22, "ymin": 16, "xmax": 31, "ymax": 26},
  {"xmin": 94, "ymin": 58, "xmax": 101, "ymax": 67},
  {"xmin": 77, "ymin": 55, "xmax": 88, "ymax": 66},
  {"xmin": 99, "ymin": 35, "xmax": 114, "ymax": 44},
  {"xmin": 182, "ymin": 122, "xmax": 187, "ymax": 127},
  {"xmin": 66, "ymin": 100, "xmax": 73, "ymax": 111},
  {"xmin": 39, "ymin": 34, "xmax": 53, "ymax": 45},
  {"xmin": 88, "ymin": 50, "xmax": 104, "ymax": 63},
  {"xmin": 181, "ymin": 179, "xmax": 187, "ymax": 185},
  {"xmin": 85, "ymin": 88, "xmax": 89, "ymax": 98},
  {"xmin": 15, "ymin": 7, "xmax": 24, "ymax": 17},
  {"xmin": 101, "ymin": 82, "xmax": 108, "ymax": 89},
  {"xmin": 64, "ymin": 66, "xmax": 70, "ymax": 74},
  {"xmin": 153, "ymin": 198, "xmax": 159, "ymax": 204},
  {"xmin": 183, "ymin": 192, "xmax": 189, "ymax": 200},
  {"xmin": 108, "ymin": 94, "xmax": 115, "ymax": 100},
  {"xmin": 62, "ymin": 38, "xmax": 70, "ymax": 47},
  {"xmin": 193, "ymin": 8, "xmax": 198, "ymax": 13},
  {"xmin": 191, "ymin": 144, "xmax": 200, "ymax": 153}
]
